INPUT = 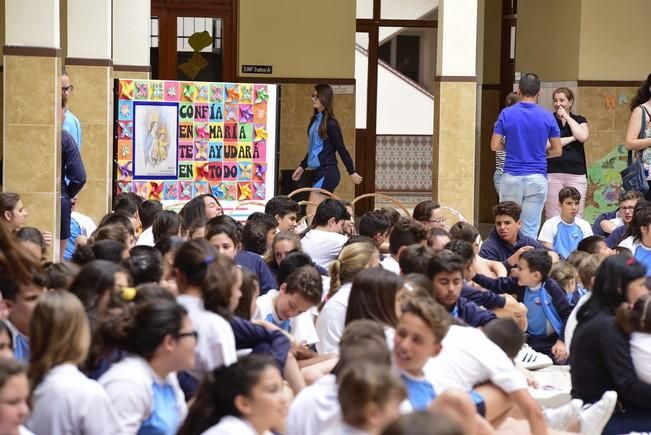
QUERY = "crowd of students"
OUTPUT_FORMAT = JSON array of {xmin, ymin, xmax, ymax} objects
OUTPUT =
[{"xmin": 1, "ymin": 186, "xmax": 651, "ymax": 435}]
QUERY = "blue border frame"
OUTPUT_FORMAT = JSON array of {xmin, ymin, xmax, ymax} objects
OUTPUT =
[{"xmin": 132, "ymin": 101, "xmax": 180, "ymax": 180}]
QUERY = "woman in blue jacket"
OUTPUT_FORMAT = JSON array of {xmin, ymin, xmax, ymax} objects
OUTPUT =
[{"xmin": 292, "ymin": 84, "xmax": 362, "ymax": 217}]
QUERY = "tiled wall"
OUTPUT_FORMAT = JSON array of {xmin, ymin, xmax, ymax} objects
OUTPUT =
[{"xmin": 278, "ymin": 84, "xmax": 356, "ymax": 201}]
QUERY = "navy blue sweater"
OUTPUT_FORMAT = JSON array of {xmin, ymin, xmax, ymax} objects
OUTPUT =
[
  {"xmin": 472, "ymin": 274, "xmax": 572, "ymax": 340},
  {"xmin": 62, "ymin": 130, "xmax": 86, "ymax": 199},
  {"xmin": 235, "ymin": 250, "xmax": 278, "ymax": 294},
  {"xmin": 591, "ymin": 210, "xmax": 617, "ymax": 237},
  {"xmin": 461, "ymin": 284, "xmax": 506, "ymax": 310},
  {"xmin": 300, "ymin": 118, "xmax": 355, "ymax": 174},
  {"xmin": 479, "ymin": 229, "xmax": 545, "ymax": 271},
  {"xmin": 452, "ymin": 296, "xmax": 496, "ymax": 327},
  {"xmin": 229, "ymin": 316, "xmax": 290, "ymax": 372}
]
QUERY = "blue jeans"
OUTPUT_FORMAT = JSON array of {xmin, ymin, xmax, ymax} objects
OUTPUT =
[
  {"xmin": 603, "ymin": 410, "xmax": 651, "ymax": 434},
  {"xmin": 499, "ymin": 173, "xmax": 547, "ymax": 239},
  {"xmin": 493, "ymin": 170, "xmax": 503, "ymax": 193}
]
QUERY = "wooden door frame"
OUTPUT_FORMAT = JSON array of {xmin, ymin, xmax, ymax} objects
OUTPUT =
[
  {"xmin": 151, "ymin": 0, "xmax": 237, "ymax": 81},
  {"xmin": 354, "ymin": 0, "xmax": 437, "ymax": 213}
]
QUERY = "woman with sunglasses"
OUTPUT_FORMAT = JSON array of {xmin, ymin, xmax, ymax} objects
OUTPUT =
[
  {"xmin": 291, "ymin": 84, "xmax": 362, "ymax": 218},
  {"xmin": 99, "ymin": 298, "xmax": 197, "ymax": 435}
]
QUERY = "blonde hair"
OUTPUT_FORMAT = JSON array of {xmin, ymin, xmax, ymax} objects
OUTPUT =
[
  {"xmin": 264, "ymin": 230, "xmax": 301, "ymax": 267},
  {"xmin": 549, "ymin": 261, "xmax": 577, "ymax": 289},
  {"xmin": 28, "ymin": 291, "xmax": 91, "ymax": 392},
  {"xmin": 320, "ymin": 241, "xmax": 377, "ymax": 310},
  {"xmin": 400, "ymin": 295, "xmax": 450, "ymax": 343},
  {"xmin": 337, "ymin": 362, "xmax": 406, "ymax": 427},
  {"xmin": 577, "ymin": 254, "xmax": 605, "ymax": 290}
]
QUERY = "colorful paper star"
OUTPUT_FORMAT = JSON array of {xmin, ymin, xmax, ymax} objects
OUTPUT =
[
  {"xmin": 253, "ymin": 182, "xmax": 266, "ymax": 199},
  {"xmin": 239, "ymin": 105, "xmax": 253, "ymax": 123},
  {"xmin": 226, "ymin": 85, "xmax": 240, "ymax": 102},
  {"xmin": 241, "ymin": 86, "xmax": 253, "ymax": 102},
  {"xmin": 120, "ymin": 143, "xmax": 130, "ymax": 158},
  {"xmin": 195, "ymin": 124, "xmax": 210, "ymax": 140},
  {"xmin": 134, "ymin": 182, "xmax": 148, "ymax": 198},
  {"xmin": 183, "ymin": 84, "xmax": 197, "ymax": 100},
  {"xmin": 118, "ymin": 182, "xmax": 132, "ymax": 193},
  {"xmin": 151, "ymin": 82, "xmax": 164, "ymax": 99},
  {"xmin": 254, "ymin": 125, "xmax": 267, "ymax": 143},
  {"xmin": 255, "ymin": 87, "xmax": 269, "ymax": 103},
  {"xmin": 195, "ymin": 182, "xmax": 210, "ymax": 195},
  {"xmin": 211, "ymin": 85, "xmax": 223, "ymax": 102},
  {"xmin": 238, "ymin": 183, "xmax": 252, "ymax": 200},
  {"xmin": 195, "ymin": 142, "xmax": 209, "ymax": 160},
  {"xmin": 198, "ymin": 85, "xmax": 209, "ymax": 100},
  {"xmin": 135, "ymin": 82, "xmax": 148, "ymax": 99},
  {"xmin": 180, "ymin": 182, "xmax": 193, "ymax": 200},
  {"xmin": 120, "ymin": 81, "xmax": 134, "ymax": 99},
  {"xmin": 120, "ymin": 103, "xmax": 130, "ymax": 118},
  {"xmin": 225, "ymin": 104, "xmax": 238, "ymax": 122},
  {"xmin": 165, "ymin": 182, "xmax": 178, "ymax": 200},
  {"xmin": 196, "ymin": 163, "xmax": 210, "ymax": 180},
  {"xmin": 167, "ymin": 85, "xmax": 177, "ymax": 98},
  {"xmin": 150, "ymin": 182, "xmax": 163, "ymax": 200},
  {"xmin": 254, "ymin": 163, "xmax": 267, "ymax": 181},
  {"xmin": 118, "ymin": 161, "xmax": 133, "ymax": 180},
  {"xmin": 211, "ymin": 183, "xmax": 225, "ymax": 199},
  {"xmin": 224, "ymin": 184, "xmax": 237, "ymax": 200},
  {"xmin": 118, "ymin": 122, "xmax": 133, "ymax": 139},
  {"xmin": 238, "ymin": 163, "xmax": 252, "ymax": 179}
]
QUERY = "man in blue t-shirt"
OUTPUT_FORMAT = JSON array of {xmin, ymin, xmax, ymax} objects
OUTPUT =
[{"xmin": 491, "ymin": 73, "xmax": 562, "ymax": 239}]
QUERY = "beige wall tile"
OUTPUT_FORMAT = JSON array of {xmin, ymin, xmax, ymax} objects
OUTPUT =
[
  {"xmin": 112, "ymin": 70, "xmax": 149, "ymax": 80},
  {"xmin": 19, "ymin": 191, "xmax": 59, "ymax": 237},
  {"xmin": 4, "ymin": 56, "xmax": 58, "ymax": 126},
  {"xmin": 437, "ymin": 177, "xmax": 474, "ymax": 220},
  {"xmin": 77, "ymin": 180, "xmax": 111, "ymax": 223},
  {"xmin": 66, "ymin": 65, "xmax": 111, "ymax": 125},
  {"xmin": 4, "ymin": 124, "xmax": 58, "ymax": 192}
]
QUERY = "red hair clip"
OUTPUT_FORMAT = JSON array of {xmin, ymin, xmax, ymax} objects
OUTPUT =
[{"xmin": 627, "ymin": 258, "xmax": 636, "ymax": 266}]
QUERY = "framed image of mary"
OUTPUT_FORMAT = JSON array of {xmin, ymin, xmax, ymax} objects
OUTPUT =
[{"xmin": 133, "ymin": 102, "xmax": 179, "ymax": 179}]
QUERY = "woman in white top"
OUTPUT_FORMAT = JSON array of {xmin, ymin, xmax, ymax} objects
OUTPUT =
[
  {"xmin": 99, "ymin": 298, "xmax": 197, "ymax": 435},
  {"xmin": 177, "ymin": 354, "xmax": 287, "ymax": 435},
  {"xmin": 316, "ymin": 240, "xmax": 380, "ymax": 354},
  {"xmin": 174, "ymin": 240, "xmax": 238, "ymax": 386},
  {"xmin": 0, "ymin": 358, "xmax": 33, "ymax": 435},
  {"xmin": 26, "ymin": 290, "xmax": 119, "ymax": 435}
]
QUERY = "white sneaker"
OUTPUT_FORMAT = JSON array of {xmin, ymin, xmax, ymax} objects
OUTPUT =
[
  {"xmin": 579, "ymin": 390, "xmax": 617, "ymax": 435},
  {"xmin": 544, "ymin": 399, "xmax": 583, "ymax": 430},
  {"xmin": 516, "ymin": 343, "xmax": 553, "ymax": 370}
]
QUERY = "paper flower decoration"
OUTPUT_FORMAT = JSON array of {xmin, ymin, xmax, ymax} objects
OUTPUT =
[
  {"xmin": 183, "ymin": 84, "xmax": 197, "ymax": 101},
  {"xmin": 135, "ymin": 82, "xmax": 148, "ymax": 99},
  {"xmin": 211, "ymin": 85, "xmax": 223, "ymax": 102},
  {"xmin": 225, "ymin": 104, "xmax": 238, "ymax": 122},
  {"xmin": 211, "ymin": 184, "xmax": 225, "ymax": 199},
  {"xmin": 254, "ymin": 126, "xmax": 268, "ymax": 143},
  {"xmin": 120, "ymin": 103, "xmax": 130, "ymax": 118},
  {"xmin": 164, "ymin": 182, "xmax": 178, "ymax": 200},
  {"xmin": 120, "ymin": 143, "xmax": 130, "ymax": 159},
  {"xmin": 240, "ymin": 86, "xmax": 253, "ymax": 102},
  {"xmin": 180, "ymin": 182, "xmax": 193, "ymax": 200},
  {"xmin": 198, "ymin": 85, "xmax": 209, "ymax": 100},
  {"xmin": 120, "ymin": 81, "xmax": 134, "ymax": 99},
  {"xmin": 253, "ymin": 183, "xmax": 266, "ymax": 199},
  {"xmin": 238, "ymin": 183, "xmax": 252, "ymax": 200},
  {"xmin": 195, "ymin": 182, "xmax": 210, "ymax": 195},
  {"xmin": 195, "ymin": 142, "xmax": 209, "ymax": 160},
  {"xmin": 167, "ymin": 85, "xmax": 177, "ymax": 98},
  {"xmin": 150, "ymin": 182, "xmax": 164, "ymax": 200},
  {"xmin": 239, "ymin": 105, "xmax": 253, "ymax": 123},
  {"xmin": 151, "ymin": 82, "xmax": 164, "ymax": 99},
  {"xmin": 254, "ymin": 164, "xmax": 266, "ymax": 181},
  {"xmin": 118, "ymin": 161, "xmax": 133, "ymax": 181},
  {"xmin": 239, "ymin": 163, "xmax": 252, "ymax": 179},
  {"xmin": 134, "ymin": 182, "xmax": 148, "ymax": 198},
  {"xmin": 118, "ymin": 182, "xmax": 132, "ymax": 193},
  {"xmin": 195, "ymin": 124, "xmax": 210, "ymax": 140},
  {"xmin": 118, "ymin": 122, "xmax": 133, "ymax": 139},
  {"xmin": 224, "ymin": 184, "xmax": 237, "ymax": 200},
  {"xmin": 196, "ymin": 163, "xmax": 210, "ymax": 180},
  {"xmin": 226, "ymin": 85, "xmax": 240, "ymax": 103},
  {"xmin": 255, "ymin": 87, "xmax": 269, "ymax": 103}
]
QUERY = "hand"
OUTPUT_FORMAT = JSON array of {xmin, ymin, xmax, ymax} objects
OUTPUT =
[
  {"xmin": 556, "ymin": 106, "xmax": 570, "ymax": 120},
  {"xmin": 350, "ymin": 172, "xmax": 363, "ymax": 184},
  {"xmin": 507, "ymin": 246, "xmax": 534, "ymax": 268},
  {"xmin": 291, "ymin": 167, "xmax": 304, "ymax": 181},
  {"xmin": 41, "ymin": 231, "xmax": 53, "ymax": 247},
  {"xmin": 551, "ymin": 340, "xmax": 568, "ymax": 363}
]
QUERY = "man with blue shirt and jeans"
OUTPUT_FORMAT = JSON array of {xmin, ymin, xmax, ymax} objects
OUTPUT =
[{"xmin": 491, "ymin": 73, "xmax": 562, "ymax": 239}]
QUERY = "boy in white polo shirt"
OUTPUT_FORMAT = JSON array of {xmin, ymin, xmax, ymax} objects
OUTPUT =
[
  {"xmin": 253, "ymin": 265, "xmax": 322, "ymax": 345},
  {"xmin": 539, "ymin": 187, "xmax": 592, "ymax": 259}
]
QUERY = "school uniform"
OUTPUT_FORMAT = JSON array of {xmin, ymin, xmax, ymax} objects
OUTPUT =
[
  {"xmin": 321, "ymin": 423, "xmax": 369, "ymax": 435},
  {"xmin": 99, "ymin": 356, "xmax": 187, "ymax": 435},
  {"xmin": 286, "ymin": 374, "xmax": 340, "ymax": 435},
  {"xmin": 301, "ymin": 229, "xmax": 348, "ymax": 270},
  {"xmin": 27, "ymin": 363, "xmax": 120, "ymax": 435},
  {"xmin": 631, "ymin": 332, "xmax": 651, "ymax": 384},
  {"xmin": 229, "ymin": 316, "xmax": 291, "ymax": 371},
  {"xmin": 400, "ymin": 371, "xmax": 436, "ymax": 411},
  {"xmin": 479, "ymin": 229, "xmax": 546, "ymax": 271},
  {"xmin": 315, "ymin": 282, "xmax": 353, "ymax": 354},
  {"xmin": 5, "ymin": 320, "xmax": 29, "ymax": 362},
  {"xmin": 235, "ymin": 250, "xmax": 277, "ymax": 294},
  {"xmin": 538, "ymin": 216, "xmax": 593, "ymax": 259},
  {"xmin": 450, "ymin": 296, "xmax": 497, "ymax": 327},
  {"xmin": 200, "ymin": 416, "xmax": 258, "ymax": 435},
  {"xmin": 473, "ymin": 274, "xmax": 572, "ymax": 357},
  {"xmin": 137, "ymin": 226, "xmax": 155, "ymax": 246},
  {"xmin": 619, "ymin": 236, "xmax": 651, "ymax": 276},
  {"xmin": 253, "ymin": 290, "xmax": 319, "ymax": 345},
  {"xmin": 380, "ymin": 256, "xmax": 401, "ymax": 275},
  {"xmin": 177, "ymin": 294, "xmax": 237, "ymax": 378},
  {"xmin": 461, "ymin": 283, "xmax": 506, "ymax": 310}
]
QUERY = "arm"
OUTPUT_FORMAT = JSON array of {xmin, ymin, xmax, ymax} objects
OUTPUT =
[
  {"xmin": 461, "ymin": 285, "xmax": 506, "ymax": 310},
  {"xmin": 63, "ymin": 135, "xmax": 87, "ymax": 198},
  {"xmin": 473, "ymin": 273, "xmax": 521, "ymax": 295},
  {"xmin": 625, "ymin": 106, "xmax": 651, "ymax": 151},
  {"xmin": 557, "ymin": 108, "xmax": 589, "ymax": 143},
  {"xmin": 101, "ymin": 379, "xmax": 149, "ymax": 434},
  {"xmin": 327, "ymin": 121, "xmax": 356, "ymax": 175},
  {"xmin": 490, "ymin": 133, "xmax": 505, "ymax": 151},
  {"xmin": 230, "ymin": 317, "xmax": 291, "ymax": 370},
  {"xmin": 546, "ymin": 137, "xmax": 562, "ymax": 158},
  {"xmin": 509, "ymin": 389, "xmax": 549, "ymax": 435}
]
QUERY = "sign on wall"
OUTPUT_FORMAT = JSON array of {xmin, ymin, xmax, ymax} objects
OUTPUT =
[{"xmin": 114, "ymin": 80, "xmax": 278, "ymax": 208}]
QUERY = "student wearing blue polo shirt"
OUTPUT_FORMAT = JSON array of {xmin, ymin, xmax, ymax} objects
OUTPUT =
[
  {"xmin": 619, "ymin": 200, "xmax": 651, "ymax": 275},
  {"xmin": 491, "ymin": 73, "xmax": 562, "ymax": 239},
  {"xmin": 539, "ymin": 187, "xmax": 593, "ymax": 259}
]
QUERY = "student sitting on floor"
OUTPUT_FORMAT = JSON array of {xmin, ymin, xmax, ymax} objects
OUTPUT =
[
  {"xmin": 358, "ymin": 210, "xmax": 392, "ymax": 252},
  {"xmin": 538, "ymin": 187, "xmax": 592, "ymax": 260},
  {"xmin": 472, "ymin": 249, "xmax": 573, "ymax": 363},
  {"xmin": 381, "ymin": 218, "xmax": 427, "ymax": 275}
]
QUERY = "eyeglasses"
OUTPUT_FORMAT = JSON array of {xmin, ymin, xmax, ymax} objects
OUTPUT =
[
  {"xmin": 62, "ymin": 85, "xmax": 74, "ymax": 93},
  {"xmin": 620, "ymin": 206, "xmax": 635, "ymax": 211},
  {"xmin": 429, "ymin": 217, "xmax": 447, "ymax": 224},
  {"xmin": 174, "ymin": 330, "xmax": 198, "ymax": 340},
  {"xmin": 311, "ymin": 94, "xmax": 319, "ymax": 100}
]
